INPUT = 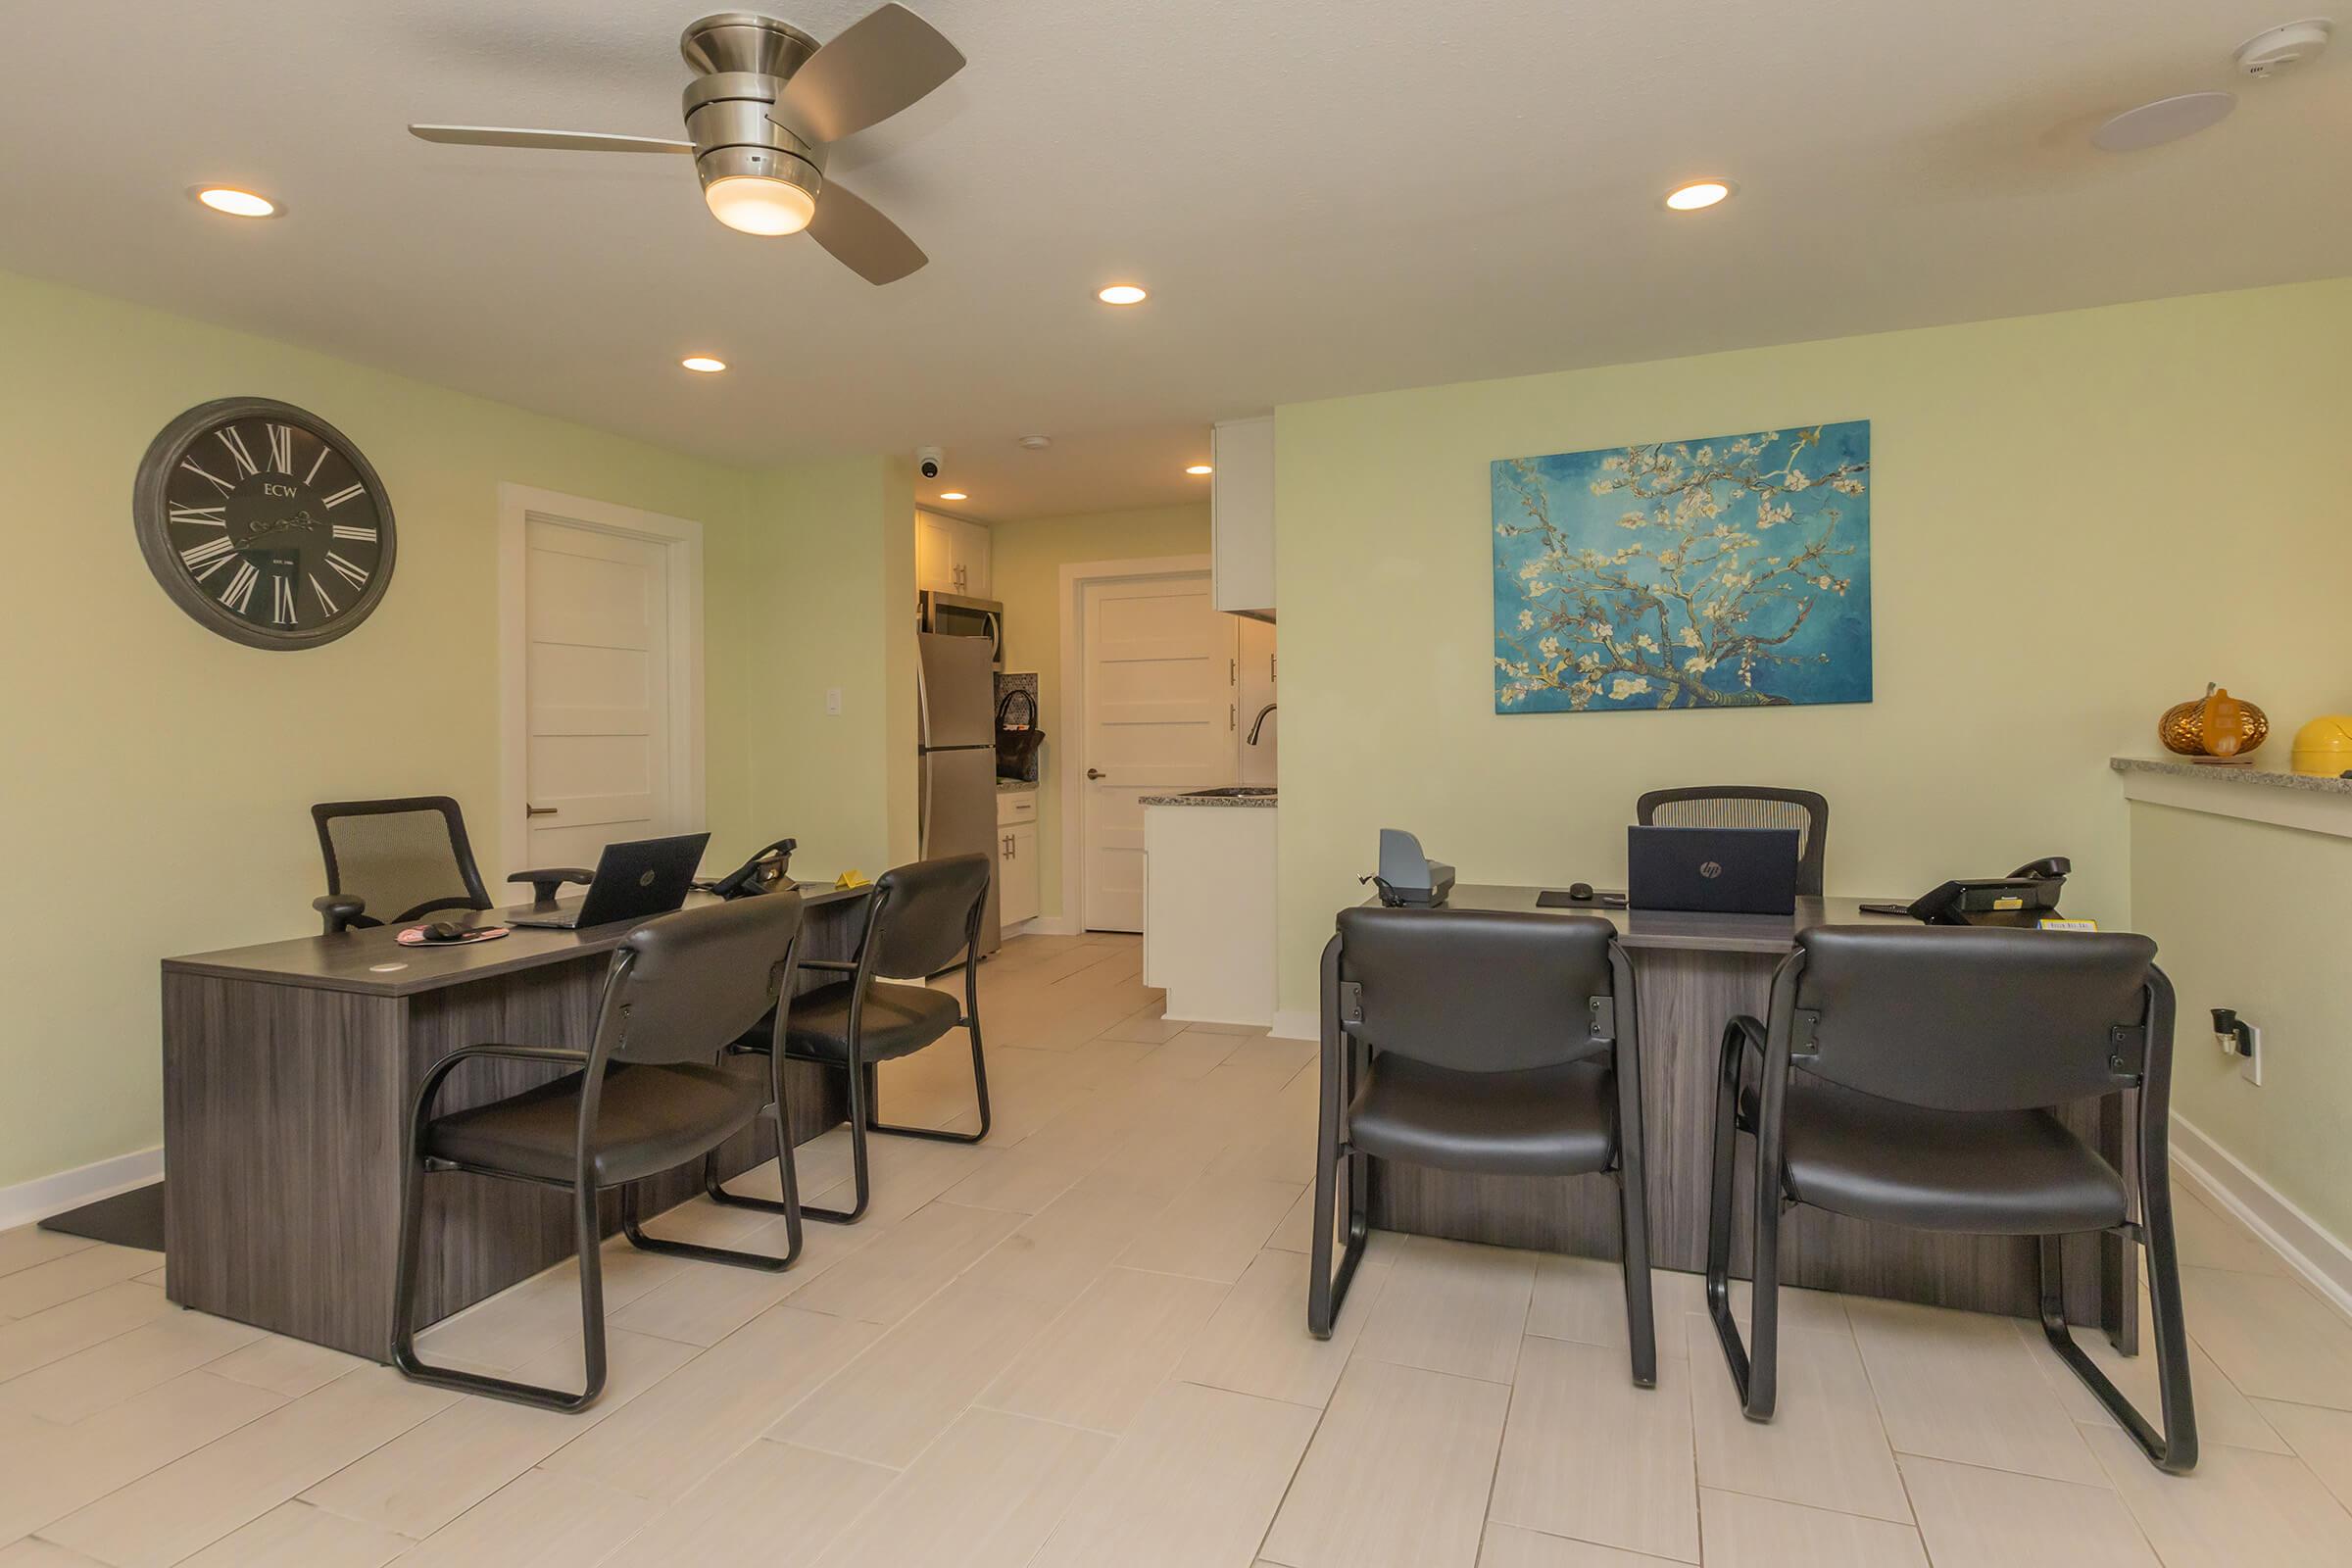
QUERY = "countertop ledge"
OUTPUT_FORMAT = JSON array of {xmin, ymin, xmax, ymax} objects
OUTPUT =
[
  {"xmin": 2110, "ymin": 756, "xmax": 2352, "ymax": 795},
  {"xmin": 1141, "ymin": 793, "xmax": 1279, "ymax": 808},
  {"xmin": 2113, "ymin": 756, "xmax": 2352, "ymax": 843}
]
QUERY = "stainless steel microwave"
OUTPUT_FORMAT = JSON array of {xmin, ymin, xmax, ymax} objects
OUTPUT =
[{"xmin": 917, "ymin": 590, "xmax": 1004, "ymax": 668}]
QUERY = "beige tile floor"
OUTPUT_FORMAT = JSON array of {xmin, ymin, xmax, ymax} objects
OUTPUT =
[{"xmin": 4, "ymin": 931, "xmax": 2352, "ymax": 1565}]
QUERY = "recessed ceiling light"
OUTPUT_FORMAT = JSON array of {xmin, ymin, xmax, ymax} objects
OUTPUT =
[
  {"xmin": 192, "ymin": 186, "xmax": 278, "ymax": 219},
  {"xmin": 1664, "ymin": 180, "xmax": 1733, "ymax": 212},
  {"xmin": 1185, "ymin": 465, "xmax": 1213, "ymax": 475},
  {"xmin": 938, "ymin": 491, "xmax": 969, "ymax": 502},
  {"xmin": 2091, "ymin": 92, "xmax": 2237, "ymax": 153},
  {"xmin": 1097, "ymin": 283, "xmax": 1149, "ymax": 306},
  {"xmin": 680, "ymin": 355, "xmax": 727, "ymax": 373},
  {"xmin": 1017, "ymin": 434, "xmax": 1053, "ymax": 450}
]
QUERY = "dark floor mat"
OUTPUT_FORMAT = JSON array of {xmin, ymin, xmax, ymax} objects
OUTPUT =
[{"xmin": 38, "ymin": 1181, "xmax": 165, "ymax": 1251}]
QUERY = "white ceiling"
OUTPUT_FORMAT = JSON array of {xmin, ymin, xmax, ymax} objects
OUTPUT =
[{"xmin": 2, "ymin": 0, "xmax": 2346, "ymax": 519}]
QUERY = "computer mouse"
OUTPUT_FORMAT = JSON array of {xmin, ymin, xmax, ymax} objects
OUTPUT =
[
  {"xmin": 1568, "ymin": 882, "xmax": 1595, "ymax": 901},
  {"xmin": 422, "ymin": 921, "xmax": 468, "ymax": 944}
]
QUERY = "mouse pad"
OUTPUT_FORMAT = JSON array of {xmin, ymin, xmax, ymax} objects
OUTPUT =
[
  {"xmin": 396, "ymin": 925, "xmax": 512, "ymax": 947},
  {"xmin": 1537, "ymin": 890, "xmax": 1628, "ymax": 908}
]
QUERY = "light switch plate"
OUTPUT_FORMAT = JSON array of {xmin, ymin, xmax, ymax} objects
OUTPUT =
[
  {"xmin": 825, "ymin": 687, "xmax": 843, "ymax": 715},
  {"xmin": 2241, "ymin": 1023, "xmax": 2263, "ymax": 1086}
]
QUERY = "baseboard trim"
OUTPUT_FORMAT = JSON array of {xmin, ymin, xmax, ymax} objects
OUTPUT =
[
  {"xmin": 1021, "ymin": 914, "xmax": 1081, "ymax": 937},
  {"xmin": 2171, "ymin": 1112, "xmax": 2352, "ymax": 1321},
  {"xmin": 1270, "ymin": 1006, "xmax": 1318, "ymax": 1044},
  {"xmin": 0, "ymin": 1146, "xmax": 164, "ymax": 1234}
]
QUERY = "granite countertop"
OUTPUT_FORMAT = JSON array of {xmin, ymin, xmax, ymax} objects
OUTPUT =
[
  {"xmin": 1140, "ymin": 790, "xmax": 1280, "ymax": 808},
  {"xmin": 2111, "ymin": 756, "xmax": 2352, "ymax": 796},
  {"xmin": 997, "ymin": 780, "xmax": 1038, "ymax": 794}
]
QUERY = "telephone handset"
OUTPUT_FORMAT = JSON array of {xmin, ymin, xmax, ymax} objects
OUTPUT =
[
  {"xmin": 701, "ymin": 837, "xmax": 798, "ymax": 901},
  {"xmin": 1863, "ymin": 857, "xmax": 2072, "ymax": 926}
]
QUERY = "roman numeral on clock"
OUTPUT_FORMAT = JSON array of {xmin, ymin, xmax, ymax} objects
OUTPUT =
[
  {"xmin": 266, "ymin": 423, "xmax": 296, "ymax": 474},
  {"xmin": 304, "ymin": 445, "xmax": 330, "ymax": 485},
  {"xmin": 271, "ymin": 574, "xmax": 298, "ymax": 626},
  {"xmin": 220, "ymin": 561, "xmax": 260, "ymax": 613},
  {"xmin": 310, "ymin": 573, "xmax": 339, "ymax": 615},
  {"xmin": 217, "ymin": 426, "xmax": 260, "ymax": 477},
  {"xmin": 330, "ymin": 522, "xmax": 377, "ymax": 542},
  {"xmin": 179, "ymin": 535, "xmax": 238, "ymax": 580},
  {"xmin": 325, "ymin": 551, "xmax": 369, "ymax": 589},
  {"xmin": 322, "ymin": 483, "xmax": 367, "ymax": 509},
  {"xmin": 169, "ymin": 502, "xmax": 229, "ymax": 528}
]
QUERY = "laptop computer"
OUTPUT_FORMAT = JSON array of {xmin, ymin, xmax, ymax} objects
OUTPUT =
[
  {"xmin": 1627, "ymin": 825, "xmax": 1800, "ymax": 916},
  {"xmin": 507, "ymin": 832, "xmax": 710, "ymax": 930}
]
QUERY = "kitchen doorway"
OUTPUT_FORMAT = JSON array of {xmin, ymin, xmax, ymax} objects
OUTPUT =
[
  {"xmin": 496, "ymin": 484, "xmax": 706, "ymax": 882},
  {"xmin": 1062, "ymin": 560, "xmax": 1233, "ymax": 932}
]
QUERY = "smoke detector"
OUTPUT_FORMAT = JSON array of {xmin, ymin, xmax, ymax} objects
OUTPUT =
[
  {"xmin": 2236, "ymin": 20, "xmax": 2332, "ymax": 78},
  {"xmin": 1016, "ymin": 434, "xmax": 1053, "ymax": 451}
]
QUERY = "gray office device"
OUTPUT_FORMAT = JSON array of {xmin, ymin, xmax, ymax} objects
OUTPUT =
[{"xmin": 1370, "ymin": 829, "xmax": 1456, "ymax": 907}]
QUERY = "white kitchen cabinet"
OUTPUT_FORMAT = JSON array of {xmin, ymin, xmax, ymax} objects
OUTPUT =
[
  {"xmin": 996, "ymin": 789, "xmax": 1039, "ymax": 928},
  {"xmin": 1142, "ymin": 801, "xmax": 1276, "ymax": 1026},
  {"xmin": 916, "ymin": 510, "xmax": 991, "ymax": 598},
  {"xmin": 1210, "ymin": 416, "xmax": 1275, "ymax": 616}
]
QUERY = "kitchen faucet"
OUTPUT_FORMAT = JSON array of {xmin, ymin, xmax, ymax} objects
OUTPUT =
[{"xmin": 1247, "ymin": 702, "xmax": 1278, "ymax": 745}]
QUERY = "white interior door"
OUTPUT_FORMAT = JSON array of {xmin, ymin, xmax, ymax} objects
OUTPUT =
[
  {"xmin": 1080, "ymin": 572, "xmax": 1235, "ymax": 931},
  {"xmin": 523, "ymin": 516, "xmax": 674, "ymax": 869}
]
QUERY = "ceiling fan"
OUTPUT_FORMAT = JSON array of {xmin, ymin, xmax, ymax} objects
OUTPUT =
[{"xmin": 410, "ymin": 5, "xmax": 963, "ymax": 284}]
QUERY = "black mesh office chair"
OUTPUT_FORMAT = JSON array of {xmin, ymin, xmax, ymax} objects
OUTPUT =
[
  {"xmin": 706, "ymin": 854, "xmax": 993, "ymax": 1226},
  {"xmin": 390, "ymin": 893, "xmax": 808, "ymax": 1412},
  {"xmin": 1311, "ymin": 906, "xmax": 1656, "ymax": 1388},
  {"xmin": 311, "ymin": 796, "xmax": 591, "ymax": 934},
  {"xmin": 1706, "ymin": 925, "xmax": 2195, "ymax": 1472},
  {"xmin": 1638, "ymin": 786, "xmax": 1829, "ymax": 896}
]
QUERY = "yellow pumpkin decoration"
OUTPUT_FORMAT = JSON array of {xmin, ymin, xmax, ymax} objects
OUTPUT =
[{"xmin": 2159, "ymin": 684, "xmax": 2270, "ymax": 758}]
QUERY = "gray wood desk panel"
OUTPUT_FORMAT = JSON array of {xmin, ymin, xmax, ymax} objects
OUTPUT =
[
  {"xmin": 1361, "ymin": 887, "xmax": 2130, "ymax": 1338},
  {"xmin": 164, "ymin": 887, "xmax": 871, "ymax": 1359}
]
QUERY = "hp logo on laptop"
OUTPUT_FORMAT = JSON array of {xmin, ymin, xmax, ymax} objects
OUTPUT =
[{"xmin": 1698, "ymin": 860, "xmax": 1724, "ymax": 879}]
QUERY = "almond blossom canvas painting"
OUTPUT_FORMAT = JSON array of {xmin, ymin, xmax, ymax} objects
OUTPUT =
[{"xmin": 1493, "ymin": 420, "xmax": 1873, "ymax": 712}]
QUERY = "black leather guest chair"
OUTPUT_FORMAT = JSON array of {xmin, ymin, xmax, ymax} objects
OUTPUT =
[
  {"xmin": 706, "ymin": 854, "xmax": 992, "ymax": 1225},
  {"xmin": 391, "ymin": 893, "xmax": 808, "ymax": 1412},
  {"xmin": 1310, "ymin": 906, "xmax": 1657, "ymax": 1387},
  {"xmin": 1706, "ymin": 925, "xmax": 2196, "ymax": 1472},
  {"xmin": 312, "ymin": 796, "xmax": 590, "ymax": 934},
  {"xmin": 1638, "ymin": 786, "xmax": 1829, "ymax": 896}
]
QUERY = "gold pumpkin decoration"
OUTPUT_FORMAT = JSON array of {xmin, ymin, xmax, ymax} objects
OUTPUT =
[{"xmin": 2159, "ymin": 683, "xmax": 2270, "ymax": 759}]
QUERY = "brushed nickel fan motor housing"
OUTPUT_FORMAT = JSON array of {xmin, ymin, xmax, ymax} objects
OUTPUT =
[{"xmin": 680, "ymin": 60, "xmax": 825, "ymax": 204}]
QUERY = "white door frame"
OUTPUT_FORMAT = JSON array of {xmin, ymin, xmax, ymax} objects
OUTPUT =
[
  {"xmin": 496, "ymin": 483, "xmax": 708, "ymax": 882},
  {"xmin": 1056, "ymin": 552, "xmax": 1216, "ymax": 933}
]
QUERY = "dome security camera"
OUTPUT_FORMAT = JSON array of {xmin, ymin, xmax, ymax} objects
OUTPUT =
[{"xmin": 916, "ymin": 446, "xmax": 945, "ymax": 480}]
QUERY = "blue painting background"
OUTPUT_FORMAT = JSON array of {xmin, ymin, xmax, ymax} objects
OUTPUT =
[{"xmin": 1492, "ymin": 420, "xmax": 1873, "ymax": 713}]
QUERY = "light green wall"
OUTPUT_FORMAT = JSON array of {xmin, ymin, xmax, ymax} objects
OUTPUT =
[
  {"xmin": 2131, "ymin": 804, "xmax": 2352, "ymax": 1241},
  {"xmin": 725, "ymin": 457, "xmax": 918, "ymax": 880},
  {"xmin": 0, "ymin": 268, "xmax": 910, "ymax": 1192},
  {"xmin": 1274, "ymin": 277, "xmax": 2352, "ymax": 1016},
  {"xmin": 990, "ymin": 504, "xmax": 1212, "ymax": 920}
]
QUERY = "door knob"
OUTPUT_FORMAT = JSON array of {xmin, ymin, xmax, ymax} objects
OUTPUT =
[{"xmin": 1086, "ymin": 768, "xmax": 1106, "ymax": 780}]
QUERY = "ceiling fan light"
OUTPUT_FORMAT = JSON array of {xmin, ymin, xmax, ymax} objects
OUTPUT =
[{"xmin": 704, "ymin": 174, "xmax": 817, "ymax": 235}]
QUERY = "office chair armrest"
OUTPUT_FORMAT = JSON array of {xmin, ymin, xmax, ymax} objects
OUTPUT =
[
  {"xmin": 412, "ymin": 1044, "xmax": 595, "ymax": 1125},
  {"xmin": 314, "ymin": 894, "xmax": 368, "ymax": 935},
  {"xmin": 506, "ymin": 867, "xmax": 594, "ymax": 906},
  {"xmin": 797, "ymin": 957, "xmax": 858, "ymax": 973}
]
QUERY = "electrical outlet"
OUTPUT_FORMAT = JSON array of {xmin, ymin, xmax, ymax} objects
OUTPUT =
[
  {"xmin": 825, "ymin": 687, "xmax": 843, "ymax": 715},
  {"xmin": 2241, "ymin": 1022, "xmax": 2263, "ymax": 1086}
]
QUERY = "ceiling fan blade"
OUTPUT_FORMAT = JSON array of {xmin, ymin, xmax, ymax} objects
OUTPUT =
[
  {"xmin": 408, "ymin": 124, "xmax": 693, "ymax": 154},
  {"xmin": 772, "ymin": 3, "xmax": 965, "ymax": 145},
  {"xmin": 807, "ymin": 181, "xmax": 928, "ymax": 285}
]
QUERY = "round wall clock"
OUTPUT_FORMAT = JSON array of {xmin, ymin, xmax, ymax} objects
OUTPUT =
[{"xmin": 133, "ymin": 397, "xmax": 396, "ymax": 650}]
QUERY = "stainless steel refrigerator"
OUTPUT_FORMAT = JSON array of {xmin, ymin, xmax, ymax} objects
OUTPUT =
[{"xmin": 917, "ymin": 630, "xmax": 1001, "ymax": 956}]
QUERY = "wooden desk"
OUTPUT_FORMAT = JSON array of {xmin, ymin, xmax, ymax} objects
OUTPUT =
[
  {"xmin": 163, "ymin": 886, "xmax": 871, "ymax": 1360},
  {"xmin": 1364, "ymin": 888, "xmax": 2132, "ymax": 1341}
]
